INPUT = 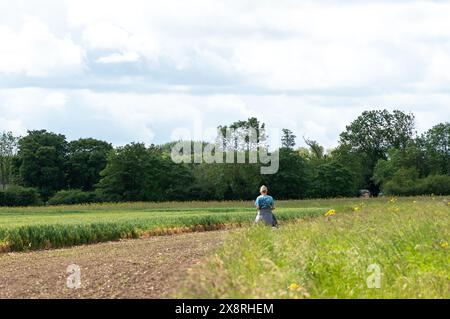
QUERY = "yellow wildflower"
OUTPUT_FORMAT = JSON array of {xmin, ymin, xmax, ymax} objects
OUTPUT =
[
  {"xmin": 353, "ymin": 206, "xmax": 360, "ymax": 212},
  {"xmin": 288, "ymin": 283, "xmax": 300, "ymax": 291},
  {"xmin": 325, "ymin": 209, "xmax": 336, "ymax": 217},
  {"xmin": 440, "ymin": 241, "xmax": 448, "ymax": 249}
]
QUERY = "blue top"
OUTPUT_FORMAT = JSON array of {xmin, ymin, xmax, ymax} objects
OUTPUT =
[{"xmin": 255, "ymin": 195, "xmax": 275, "ymax": 210}]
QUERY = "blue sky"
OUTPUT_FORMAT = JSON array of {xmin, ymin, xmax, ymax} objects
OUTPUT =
[{"xmin": 0, "ymin": 0, "xmax": 449, "ymax": 148}]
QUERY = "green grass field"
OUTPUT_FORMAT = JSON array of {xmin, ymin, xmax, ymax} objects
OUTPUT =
[
  {"xmin": 180, "ymin": 196, "xmax": 449, "ymax": 299},
  {"xmin": 0, "ymin": 199, "xmax": 338, "ymax": 252}
]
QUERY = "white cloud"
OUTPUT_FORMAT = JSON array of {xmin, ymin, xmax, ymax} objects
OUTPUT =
[
  {"xmin": 95, "ymin": 51, "xmax": 140, "ymax": 64},
  {"xmin": 0, "ymin": 88, "xmax": 448, "ymax": 148},
  {"xmin": 0, "ymin": 17, "xmax": 84, "ymax": 76},
  {"xmin": 0, "ymin": 0, "xmax": 449, "ymax": 148}
]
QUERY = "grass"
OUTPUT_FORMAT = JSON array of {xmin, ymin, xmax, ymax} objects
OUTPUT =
[
  {"xmin": 0, "ymin": 199, "xmax": 341, "ymax": 252},
  {"xmin": 180, "ymin": 196, "xmax": 450, "ymax": 299}
]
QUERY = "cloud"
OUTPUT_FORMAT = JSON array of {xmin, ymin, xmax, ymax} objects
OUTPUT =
[
  {"xmin": 0, "ymin": 0, "xmax": 449, "ymax": 148},
  {"xmin": 0, "ymin": 17, "xmax": 84, "ymax": 77},
  {"xmin": 95, "ymin": 52, "xmax": 140, "ymax": 64},
  {"xmin": 0, "ymin": 88, "xmax": 448, "ymax": 149}
]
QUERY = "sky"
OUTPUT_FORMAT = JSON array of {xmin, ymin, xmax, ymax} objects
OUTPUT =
[{"xmin": 0, "ymin": 0, "xmax": 449, "ymax": 149}]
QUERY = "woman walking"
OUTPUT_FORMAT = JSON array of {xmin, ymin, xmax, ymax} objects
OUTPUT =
[{"xmin": 255, "ymin": 185, "xmax": 278, "ymax": 227}]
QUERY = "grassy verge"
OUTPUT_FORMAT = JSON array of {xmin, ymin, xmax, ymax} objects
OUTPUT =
[{"xmin": 180, "ymin": 197, "xmax": 449, "ymax": 299}]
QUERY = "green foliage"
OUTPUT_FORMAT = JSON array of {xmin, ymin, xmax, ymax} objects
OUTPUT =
[
  {"xmin": 66, "ymin": 138, "xmax": 113, "ymax": 191},
  {"xmin": 382, "ymin": 173, "xmax": 450, "ymax": 196},
  {"xmin": 339, "ymin": 110, "xmax": 416, "ymax": 194},
  {"xmin": 263, "ymin": 148, "xmax": 308, "ymax": 199},
  {"xmin": 421, "ymin": 122, "xmax": 449, "ymax": 175},
  {"xmin": 281, "ymin": 129, "xmax": 296, "ymax": 150},
  {"xmin": 16, "ymin": 130, "xmax": 67, "ymax": 200},
  {"xmin": 382, "ymin": 168, "xmax": 420, "ymax": 195},
  {"xmin": 340, "ymin": 109, "xmax": 416, "ymax": 156},
  {"xmin": 0, "ymin": 131, "xmax": 20, "ymax": 190},
  {"xmin": 181, "ymin": 198, "xmax": 449, "ymax": 299},
  {"xmin": 48, "ymin": 189, "xmax": 98, "ymax": 205},
  {"xmin": 96, "ymin": 143, "xmax": 161, "ymax": 201},
  {"xmin": 0, "ymin": 186, "xmax": 41, "ymax": 207},
  {"xmin": 309, "ymin": 161, "xmax": 357, "ymax": 198},
  {"xmin": 3, "ymin": 114, "xmax": 448, "ymax": 205}
]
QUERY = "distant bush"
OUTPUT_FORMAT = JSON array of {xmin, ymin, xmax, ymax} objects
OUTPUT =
[
  {"xmin": 383, "ymin": 174, "xmax": 450, "ymax": 196},
  {"xmin": 418, "ymin": 175, "xmax": 450, "ymax": 195},
  {"xmin": 0, "ymin": 186, "xmax": 42, "ymax": 207},
  {"xmin": 48, "ymin": 190, "xmax": 98, "ymax": 205}
]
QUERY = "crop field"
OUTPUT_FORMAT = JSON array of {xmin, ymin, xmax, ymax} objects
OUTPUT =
[
  {"xmin": 0, "ymin": 196, "xmax": 448, "ymax": 299},
  {"xmin": 180, "ymin": 196, "xmax": 450, "ymax": 299},
  {"xmin": 0, "ymin": 200, "xmax": 337, "ymax": 252}
]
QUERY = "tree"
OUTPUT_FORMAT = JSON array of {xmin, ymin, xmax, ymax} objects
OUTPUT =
[
  {"xmin": 96, "ymin": 143, "xmax": 165, "ymax": 201},
  {"xmin": 330, "ymin": 144, "xmax": 366, "ymax": 193},
  {"xmin": 421, "ymin": 122, "xmax": 449, "ymax": 175},
  {"xmin": 303, "ymin": 137, "xmax": 325, "ymax": 160},
  {"xmin": 16, "ymin": 130, "xmax": 67, "ymax": 200},
  {"xmin": 66, "ymin": 138, "xmax": 113, "ymax": 191},
  {"xmin": 339, "ymin": 109, "xmax": 416, "ymax": 194},
  {"xmin": 340, "ymin": 110, "xmax": 416, "ymax": 158},
  {"xmin": 218, "ymin": 117, "xmax": 267, "ymax": 152},
  {"xmin": 309, "ymin": 161, "xmax": 357, "ymax": 198},
  {"xmin": 281, "ymin": 129, "xmax": 296, "ymax": 150},
  {"xmin": 263, "ymin": 148, "xmax": 308, "ymax": 199},
  {"xmin": 373, "ymin": 143, "xmax": 427, "ymax": 188},
  {"xmin": 0, "ymin": 131, "xmax": 19, "ymax": 189}
]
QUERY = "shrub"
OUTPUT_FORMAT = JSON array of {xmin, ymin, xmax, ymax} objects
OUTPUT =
[
  {"xmin": 48, "ymin": 189, "xmax": 98, "ymax": 205},
  {"xmin": 0, "ymin": 186, "xmax": 42, "ymax": 207},
  {"xmin": 418, "ymin": 175, "xmax": 450, "ymax": 195},
  {"xmin": 383, "ymin": 173, "xmax": 450, "ymax": 196}
]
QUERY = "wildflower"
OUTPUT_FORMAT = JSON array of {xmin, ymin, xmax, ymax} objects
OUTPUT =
[
  {"xmin": 325, "ymin": 209, "xmax": 336, "ymax": 217},
  {"xmin": 288, "ymin": 283, "xmax": 300, "ymax": 291},
  {"xmin": 389, "ymin": 198, "xmax": 397, "ymax": 204},
  {"xmin": 413, "ymin": 201, "xmax": 417, "ymax": 204},
  {"xmin": 440, "ymin": 241, "xmax": 448, "ymax": 249},
  {"xmin": 353, "ymin": 206, "xmax": 360, "ymax": 212}
]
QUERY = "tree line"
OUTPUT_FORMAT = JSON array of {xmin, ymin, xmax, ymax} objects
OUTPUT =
[{"xmin": 0, "ymin": 109, "xmax": 448, "ymax": 206}]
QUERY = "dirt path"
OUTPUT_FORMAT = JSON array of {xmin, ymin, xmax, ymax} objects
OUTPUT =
[{"xmin": 0, "ymin": 231, "xmax": 227, "ymax": 299}]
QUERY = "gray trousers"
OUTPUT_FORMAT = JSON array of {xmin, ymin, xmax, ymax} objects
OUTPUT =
[{"xmin": 255, "ymin": 208, "xmax": 277, "ymax": 226}]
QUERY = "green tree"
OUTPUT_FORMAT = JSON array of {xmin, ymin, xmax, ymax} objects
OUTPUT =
[
  {"xmin": 96, "ymin": 143, "xmax": 165, "ymax": 201},
  {"xmin": 339, "ymin": 109, "xmax": 416, "ymax": 194},
  {"xmin": 16, "ymin": 130, "xmax": 67, "ymax": 199},
  {"xmin": 330, "ymin": 144, "xmax": 366, "ymax": 192},
  {"xmin": 309, "ymin": 161, "xmax": 357, "ymax": 198},
  {"xmin": 0, "ymin": 131, "xmax": 20, "ymax": 189},
  {"xmin": 373, "ymin": 143, "xmax": 427, "ymax": 188},
  {"xmin": 263, "ymin": 148, "xmax": 308, "ymax": 199},
  {"xmin": 421, "ymin": 122, "xmax": 449, "ymax": 175},
  {"xmin": 66, "ymin": 138, "xmax": 113, "ymax": 191},
  {"xmin": 281, "ymin": 129, "xmax": 296, "ymax": 150}
]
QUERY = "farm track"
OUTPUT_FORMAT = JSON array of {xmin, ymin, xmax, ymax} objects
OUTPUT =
[{"xmin": 0, "ymin": 230, "xmax": 227, "ymax": 298}]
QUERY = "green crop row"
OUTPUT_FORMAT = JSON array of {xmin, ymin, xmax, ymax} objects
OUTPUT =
[{"xmin": 0, "ymin": 206, "xmax": 326, "ymax": 252}]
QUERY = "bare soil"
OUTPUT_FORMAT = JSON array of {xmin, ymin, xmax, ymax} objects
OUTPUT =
[{"xmin": 0, "ymin": 231, "xmax": 226, "ymax": 299}]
